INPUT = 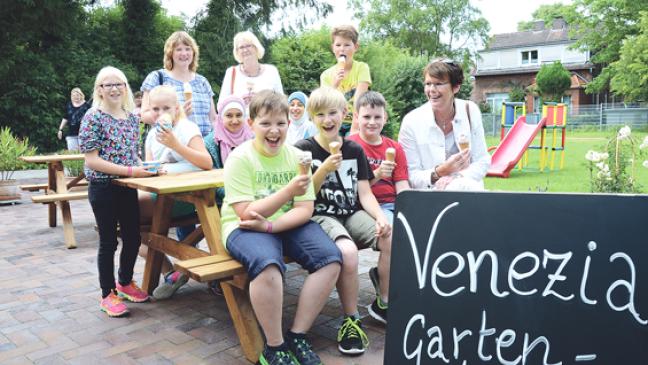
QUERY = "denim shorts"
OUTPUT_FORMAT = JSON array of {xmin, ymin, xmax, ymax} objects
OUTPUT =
[
  {"xmin": 226, "ymin": 221, "xmax": 342, "ymax": 281},
  {"xmin": 380, "ymin": 202, "xmax": 395, "ymax": 226}
]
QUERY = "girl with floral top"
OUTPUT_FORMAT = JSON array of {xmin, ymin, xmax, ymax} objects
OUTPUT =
[{"xmin": 79, "ymin": 66, "xmax": 156, "ymax": 318}]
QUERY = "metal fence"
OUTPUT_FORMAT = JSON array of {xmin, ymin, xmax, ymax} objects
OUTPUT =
[{"xmin": 481, "ymin": 104, "xmax": 648, "ymax": 137}]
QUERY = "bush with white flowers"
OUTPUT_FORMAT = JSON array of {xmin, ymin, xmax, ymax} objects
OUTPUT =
[{"xmin": 585, "ymin": 126, "xmax": 647, "ymax": 193}]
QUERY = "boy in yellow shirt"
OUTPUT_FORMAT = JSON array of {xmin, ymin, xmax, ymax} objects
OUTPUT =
[{"xmin": 320, "ymin": 25, "xmax": 371, "ymax": 136}]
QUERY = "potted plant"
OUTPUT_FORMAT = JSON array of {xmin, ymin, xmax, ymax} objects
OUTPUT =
[{"xmin": 0, "ymin": 127, "xmax": 37, "ymax": 201}]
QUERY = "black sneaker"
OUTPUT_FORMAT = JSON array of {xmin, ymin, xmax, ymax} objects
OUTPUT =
[
  {"xmin": 258, "ymin": 344, "xmax": 297, "ymax": 365},
  {"xmin": 285, "ymin": 332, "xmax": 322, "ymax": 365},
  {"xmin": 369, "ymin": 266, "xmax": 380, "ymax": 297},
  {"xmin": 337, "ymin": 316, "xmax": 369, "ymax": 355},
  {"xmin": 368, "ymin": 298, "xmax": 388, "ymax": 324}
]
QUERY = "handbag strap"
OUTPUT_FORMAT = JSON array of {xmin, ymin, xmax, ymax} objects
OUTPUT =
[
  {"xmin": 465, "ymin": 101, "xmax": 472, "ymax": 130},
  {"xmin": 230, "ymin": 66, "xmax": 236, "ymax": 94},
  {"xmin": 157, "ymin": 70, "xmax": 164, "ymax": 86}
]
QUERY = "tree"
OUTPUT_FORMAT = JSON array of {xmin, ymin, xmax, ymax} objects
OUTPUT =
[
  {"xmin": 569, "ymin": 0, "xmax": 646, "ymax": 94},
  {"xmin": 517, "ymin": 4, "xmax": 578, "ymax": 31},
  {"xmin": 535, "ymin": 62, "xmax": 572, "ymax": 102},
  {"xmin": 348, "ymin": 0, "xmax": 489, "ymax": 60},
  {"xmin": 609, "ymin": 11, "xmax": 648, "ymax": 101}
]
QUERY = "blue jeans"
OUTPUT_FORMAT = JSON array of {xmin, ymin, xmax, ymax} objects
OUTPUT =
[{"xmin": 227, "ymin": 221, "xmax": 342, "ymax": 281}]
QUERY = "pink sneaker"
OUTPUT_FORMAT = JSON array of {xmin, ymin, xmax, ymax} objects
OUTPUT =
[
  {"xmin": 116, "ymin": 281, "xmax": 150, "ymax": 303},
  {"xmin": 100, "ymin": 292, "xmax": 129, "ymax": 317}
]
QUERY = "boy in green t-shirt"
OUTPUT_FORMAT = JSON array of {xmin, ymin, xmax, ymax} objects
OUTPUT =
[
  {"xmin": 220, "ymin": 90, "xmax": 342, "ymax": 365},
  {"xmin": 320, "ymin": 25, "xmax": 371, "ymax": 136}
]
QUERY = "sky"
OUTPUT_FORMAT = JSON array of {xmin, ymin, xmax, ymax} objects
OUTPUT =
[{"xmin": 159, "ymin": 0, "xmax": 573, "ymax": 36}]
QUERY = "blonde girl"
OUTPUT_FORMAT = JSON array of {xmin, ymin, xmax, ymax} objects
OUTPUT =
[{"xmin": 78, "ymin": 66, "xmax": 155, "ymax": 318}]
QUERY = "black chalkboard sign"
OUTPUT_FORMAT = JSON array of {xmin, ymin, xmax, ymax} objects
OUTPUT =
[{"xmin": 384, "ymin": 191, "xmax": 648, "ymax": 365}]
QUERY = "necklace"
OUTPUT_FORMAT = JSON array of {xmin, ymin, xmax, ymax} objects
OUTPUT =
[
  {"xmin": 241, "ymin": 63, "xmax": 261, "ymax": 77},
  {"xmin": 435, "ymin": 104, "xmax": 455, "ymax": 134}
]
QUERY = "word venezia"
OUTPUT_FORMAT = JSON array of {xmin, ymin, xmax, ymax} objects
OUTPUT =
[{"xmin": 396, "ymin": 202, "xmax": 646, "ymax": 325}]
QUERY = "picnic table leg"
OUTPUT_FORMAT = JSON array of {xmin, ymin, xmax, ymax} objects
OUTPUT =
[
  {"xmin": 221, "ymin": 282, "xmax": 263, "ymax": 363},
  {"xmin": 192, "ymin": 190, "xmax": 263, "ymax": 362},
  {"xmin": 141, "ymin": 195, "xmax": 173, "ymax": 294},
  {"xmin": 48, "ymin": 163, "xmax": 57, "ymax": 227},
  {"xmin": 53, "ymin": 163, "xmax": 78, "ymax": 249},
  {"xmin": 59, "ymin": 201, "xmax": 77, "ymax": 249}
]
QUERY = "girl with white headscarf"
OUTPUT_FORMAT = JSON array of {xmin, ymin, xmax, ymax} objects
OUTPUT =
[{"xmin": 286, "ymin": 91, "xmax": 318, "ymax": 145}]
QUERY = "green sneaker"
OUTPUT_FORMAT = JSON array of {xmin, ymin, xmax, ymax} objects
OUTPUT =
[
  {"xmin": 258, "ymin": 345, "xmax": 297, "ymax": 365},
  {"xmin": 285, "ymin": 332, "xmax": 322, "ymax": 365},
  {"xmin": 337, "ymin": 316, "xmax": 369, "ymax": 355}
]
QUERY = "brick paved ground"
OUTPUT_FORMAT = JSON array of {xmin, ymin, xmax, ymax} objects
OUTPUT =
[{"xmin": 0, "ymin": 178, "xmax": 386, "ymax": 364}]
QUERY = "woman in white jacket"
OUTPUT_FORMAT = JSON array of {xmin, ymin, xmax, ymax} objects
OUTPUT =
[{"xmin": 399, "ymin": 59, "xmax": 490, "ymax": 190}]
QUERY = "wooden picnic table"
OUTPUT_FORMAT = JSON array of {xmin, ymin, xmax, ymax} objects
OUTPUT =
[
  {"xmin": 20, "ymin": 154, "xmax": 87, "ymax": 249},
  {"xmin": 114, "ymin": 169, "xmax": 263, "ymax": 363}
]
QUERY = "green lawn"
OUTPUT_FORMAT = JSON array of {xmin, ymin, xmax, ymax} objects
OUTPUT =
[{"xmin": 484, "ymin": 130, "xmax": 648, "ymax": 193}]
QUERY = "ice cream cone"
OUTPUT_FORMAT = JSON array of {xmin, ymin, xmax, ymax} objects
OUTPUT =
[
  {"xmin": 337, "ymin": 56, "xmax": 346, "ymax": 69},
  {"xmin": 458, "ymin": 134, "xmax": 470, "ymax": 151},
  {"xmin": 298, "ymin": 151, "xmax": 312, "ymax": 175},
  {"xmin": 329, "ymin": 141, "xmax": 341, "ymax": 155},
  {"xmin": 183, "ymin": 82, "xmax": 192, "ymax": 102},
  {"xmin": 385, "ymin": 147, "xmax": 396, "ymax": 162}
]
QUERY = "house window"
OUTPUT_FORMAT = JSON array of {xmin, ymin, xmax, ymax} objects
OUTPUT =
[
  {"xmin": 562, "ymin": 95, "xmax": 572, "ymax": 109},
  {"xmin": 521, "ymin": 50, "xmax": 538, "ymax": 65},
  {"xmin": 486, "ymin": 92, "xmax": 510, "ymax": 114}
]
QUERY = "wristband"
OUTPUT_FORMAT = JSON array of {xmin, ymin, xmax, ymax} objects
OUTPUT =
[
  {"xmin": 266, "ymin": 221, "xmax": 273, "ymax": 233},
  {"xmin": 127, "ymin": 166, "xmax": 133, "ymax": 177}
]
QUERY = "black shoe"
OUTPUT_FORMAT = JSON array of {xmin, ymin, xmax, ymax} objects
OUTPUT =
[
  {"xmin": 369, "ymin": 266, "xmax": 380, "ymax": 297},
  {"xmin": 285, "ymin": 332, "xmax": 322, "ymax": 365},
  {"xmin": 367, "ymin": 298, "xmax": 387, "ymax": 324},
  {"xmin": 257, "ymin": 344, "xmax": 297, "ymax": 365},
  {"xmin": 337, "ymin": 316, "xmax": 368, "ymax": 355}
]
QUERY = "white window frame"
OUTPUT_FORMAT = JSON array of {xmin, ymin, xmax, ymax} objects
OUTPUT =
[{"xmin": 521, "ymin": 49, "xmax": 539, "ymax": 66}]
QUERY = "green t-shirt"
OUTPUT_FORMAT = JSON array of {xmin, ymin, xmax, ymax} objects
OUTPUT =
[
  {"xmin": 320, "ymin": 60, "xmax": 372, "ymax": 122},
  {"xmin": 220, "ymin": 140, "xmax": 315, "ymax": 248}
]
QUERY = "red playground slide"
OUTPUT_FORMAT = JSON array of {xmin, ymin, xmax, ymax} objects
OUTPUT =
[{"xmin": 487, "ymin": 116, "xmax": 547, "ymax": 178}]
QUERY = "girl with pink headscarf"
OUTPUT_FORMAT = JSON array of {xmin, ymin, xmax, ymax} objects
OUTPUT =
[{"xmin": 205, "ymin": 95, "xmax": 254, "ymax": 168}]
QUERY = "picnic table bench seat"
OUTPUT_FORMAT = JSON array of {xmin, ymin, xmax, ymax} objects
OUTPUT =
[
  {"xmin": 20, "ymin": 179, "xmax": 87, "ymax": 192},
  {"xmin": 31, "ymin": 191, "xmax": 89, "ymax": 204}
]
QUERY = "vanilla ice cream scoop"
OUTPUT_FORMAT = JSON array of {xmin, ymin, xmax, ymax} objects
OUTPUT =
[
  {"xmin": 298, "ymin": 151, "xmax": 312, "ymax": 175},
  {"xmin": 337, "ymin": 56, "xmax": 346, "ymax": 68},
  {"xmin": 183, "ymin": 82, "xmax": 192, "ymax": 102}
]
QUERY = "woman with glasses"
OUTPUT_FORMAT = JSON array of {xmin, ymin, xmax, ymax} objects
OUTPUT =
[
  {"xmin": 217, "ymin": 31, "xmax": 283, "ymax": 106},
  {"xmin": 140, "ymin": 31, "xmax": 216, "ymax": 137},
  {"xmin": 398, "ymin": 59, "xmax": 490, "ymax": 190}
]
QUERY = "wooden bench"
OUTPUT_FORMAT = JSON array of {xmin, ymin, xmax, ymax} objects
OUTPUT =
[
  {"xmin": 174, "ymin": 255, "xmax": 245, "ymax": 282},
  {"xmin": 31, "ymin": 191, "xmax": 89, "ymax": 204},
  {"xmin": 20, "ymin": 179, "xmax": 88, "ymax": 192}
]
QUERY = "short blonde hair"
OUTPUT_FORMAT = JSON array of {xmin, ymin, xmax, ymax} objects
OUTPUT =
[
  {"xmin": 233, "ymin": 31, "xmax": 265, "ymax": 63},
  {"xmin": 71, "ymin": 87, "xmax": 84, "ymax": 100},
  {"xmin": 148, "ymin": 85, "xmax": 186, "ymax": 121},
  {"xmin": 331, "ymin": 25, "xmax": 359, "ymax": 44},
  {"xmin": 306, "ymin": 87, "xmax": 347, "ymax": 118},
  {"xmin": 92, "ymin": 66, "xmax": 135, "ymax": 112},
  {"xmin": 163, "ymin": 31, "xmax": 199, "ymax": 72}
]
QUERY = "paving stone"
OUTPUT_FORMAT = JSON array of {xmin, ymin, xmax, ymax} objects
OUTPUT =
[{"xmin": 0, "ymin": 178, "xmax": 387, "ymax": 364}]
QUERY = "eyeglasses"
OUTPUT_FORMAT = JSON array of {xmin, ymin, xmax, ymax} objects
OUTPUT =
[
  {"xmin": 424, "ymin": 81, "xmax": 450, "ymax": 89},
  {"xmin": 237, "ymin": 44, "xmax": 254, "ymax": 51},
  {"xmin": 100, "ymin": 83, "xmax": 126, "ymax": 90}
]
